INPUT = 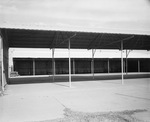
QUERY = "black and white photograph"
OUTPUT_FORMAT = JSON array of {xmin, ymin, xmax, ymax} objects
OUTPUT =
[{"xmin": 0, "ymin": 0, "xmax": 150, "ymax": 122}]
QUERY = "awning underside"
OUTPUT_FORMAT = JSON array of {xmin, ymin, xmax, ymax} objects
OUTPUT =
[{"xmin": 2, "ymin": 28, "xmax": 150, "ymax": 50}]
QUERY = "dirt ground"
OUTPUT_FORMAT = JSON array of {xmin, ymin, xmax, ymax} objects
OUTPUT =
[{"xmin": 40, "ymin": 108, "xmax": 146, "ymax": 122}]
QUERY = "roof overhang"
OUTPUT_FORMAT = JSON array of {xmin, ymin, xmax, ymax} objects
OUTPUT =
[{"xmin": 0, "ymin": 28, "xmax": 150, "ymax": 50}]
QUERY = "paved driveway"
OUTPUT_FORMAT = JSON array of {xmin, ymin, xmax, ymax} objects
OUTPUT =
[{"xmin": 0, "ymin": 78, "xmax": 150, "ymax": 122}]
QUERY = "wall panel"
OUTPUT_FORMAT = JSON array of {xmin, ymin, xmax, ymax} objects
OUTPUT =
[
  {"xmin": 128, "ymin": 59, "xmax": 138, "ymax": 72},
  {"xmin": 94, "ymin": 59, "xmax": 108, "ymax": 73},
  {"xmin": 14, "ymin": 60, "xmax": 33, "ymax": 75},
  {"xmin": 35, "ymin": 59, "xmax": 51, "ymax": 75},
  {"xmin": 109, "ymin": 59, "xmax": 121, "ymax": 73},
  {"xmin": 13, "ymin": 58, "xmax": 150, "ymax": 76},
  {"xmin": 140, "ymin": 59, "xmax": 150, "ymax": 72},
  {"xmin": 75, "ymin": 59, "xmax": 91, "ymax": 74}
]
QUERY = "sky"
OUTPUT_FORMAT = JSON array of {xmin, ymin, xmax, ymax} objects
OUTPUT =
[{"xmin": 1, "ymin": 0, "xmax": 150, "ymax": 34}]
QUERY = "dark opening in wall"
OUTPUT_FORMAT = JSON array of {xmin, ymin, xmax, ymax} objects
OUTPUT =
[
  {"xmin": 13, "ymin": 58, "xmax": 150, "ymax": 76},
  {"xmin": 109, "ymin": 59, "xmax": 121, "ymax": 73},
  {"xmin": 75, "ymin": 59, "xmax": 91, "ymax": 74},
  {"xmin": 140, "ymin": 59, "xmax": 150, "ymax": 72},
  {"xmin": 14, "ymin": 59, "xmax": 33, "ymax": 75},
  {"xmin": 35, "ymin": 59, "xmax": 51, "ymax": 75},
  {"xmin": 128, "ymin": 59, "xmax": 138, "ymax": 72},
  {"xmin": 94, "ymin": 59, "xmax": 108, "ymax": 73},
  {"xmin": 55, "ymin": 59, "xmax": 69, "ymax": 74}
]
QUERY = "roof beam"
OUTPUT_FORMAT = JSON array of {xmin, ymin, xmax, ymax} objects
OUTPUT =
[
  {"xmin": 55, "ymin": 33, "xmax": 76, "ymax": 48},
  {"xmin": 101, "ymin": 35, "xmax": 134, "ymax": 49},
  {"xmin": 50, "ymin": 32, "xmax": 59, "ymax": 49},
  {"xmin": 88, "ymin": 34, "xmax": 103, "ymax": 50}
]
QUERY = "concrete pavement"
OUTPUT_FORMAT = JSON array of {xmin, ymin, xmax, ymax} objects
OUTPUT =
[{"xmin": 0, "ymin": 78, "xmax": 150, "ymax": 122}]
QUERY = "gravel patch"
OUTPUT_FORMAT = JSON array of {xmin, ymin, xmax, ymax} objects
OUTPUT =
[{"xmin": 37, "ymin": 108, "xmax": 146, "ymax": 122}]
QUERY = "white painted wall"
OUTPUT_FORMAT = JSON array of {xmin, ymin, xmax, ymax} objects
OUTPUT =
[{"xmin": 9, "ymin": 48, "xmax": 150, "ymax": 59}]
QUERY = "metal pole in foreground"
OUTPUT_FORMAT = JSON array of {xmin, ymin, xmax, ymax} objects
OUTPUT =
[
  {"xmin": 68, "ymin": 39, "xmax": 71, "ymax": 88},
  {"xmin": 121, "ymin": 41, "xmax": 124, "ymax": 85}
]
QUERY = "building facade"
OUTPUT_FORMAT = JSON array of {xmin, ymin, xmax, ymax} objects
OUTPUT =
[{"xmin": 13, "ymin": 58, "xmax": 150, "ymax": 76}]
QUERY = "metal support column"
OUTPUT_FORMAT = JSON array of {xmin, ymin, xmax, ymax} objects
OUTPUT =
[
  {"xmin": 126, "ymin": 50, "xmax": 128, "ymax": 74},
  {"xmin": 54, "ymin": 60, "xmax": 55, "ymax": 75},
  {"xmin": 52, "ymin": 48, "xmax": 55, "ymax": 82},
  {"xmin": 138, "ymin": 59, "xmax": 140, "ymax": 72},
  {"xmin": 91, "ymin": 49, "xmax": 96, "ymax": 79},
  {"xmin": 108, "ymin": 58, "xmax": 110, "ymax": 73},
  {"xmin": 123, "ymin": 60, "xmax": 125, "ymax": 73},
  {"xmin": 73, "ymin": 59, "xmax": 75, "ymax": 75},
  {"xmin": 33, "ymin": 59, "xmax": 35, "ymax": 75},
  {"xmin": 121, "ymin": 41, "xmax": 124, "ymax": 85},
  {"xmin": 125, "ymin": 50, "xmax": 132, "ymax": 74},
  {"xmin": 0, "ymin": 35, "xmax": 4, "ymax": 92},
  {"xmin": 68, "ymin": 39, "xmax": 71, "ymax": 87}
]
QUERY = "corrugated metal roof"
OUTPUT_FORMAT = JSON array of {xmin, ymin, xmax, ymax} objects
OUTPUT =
[{"xmin": 1, "ymin": 28, "xmax": 150, "ymax": 50}]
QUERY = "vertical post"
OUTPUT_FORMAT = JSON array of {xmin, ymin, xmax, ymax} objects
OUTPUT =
[
  {"xmin": 33, "ymin": 59, "xmax": 35, "ymax": 75},
  {"xmin": 73, "ymin": 59, "xmax": 75, "ymax": 75},
  {"xmin": 68, "ymin": 39, "xmax": 71, "ymax": 88},
  {"xmin": 123, "ymin": 60, "xmax": 125, "ymax": 73},
  {"xmin": 121, "ymin": 41, "xmax": 124, "ymax": 85},
  {"xmin": 138, "ymin": 59, "xmax": 140, "ymax": 72},
  {"xmin": 92, "ymin": 49, "xmax": 95, "ymax": 79},
  {"xmin": 108, "ymin": 58, "xmax": 110, "ymax": 74},
  {"xmin": 54, "ymin": 60, "xmax": 55, "ymax": 75},
  {"xmin": 0, "ymin": 36, "xmax": 4, "ymax": 92},
  {"xmin": 126, "ymin": 50, "xmax": 128, "ymax": 74},
  {"xmin": 9, "ymin": 49, "xmax": 14, "ymax": 78},
  {"xmin": 52, "ymin": 48, "xmax": 55, "ymax": 82}
]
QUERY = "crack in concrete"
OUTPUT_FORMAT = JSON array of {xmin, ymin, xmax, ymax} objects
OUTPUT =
[
  {"xmin": 53, "ymin": 96, "xmax": 67, "ymax": 108},
  {"xmin": 115, "ymin": 93, "xmax": 150, "ymax": 101}
]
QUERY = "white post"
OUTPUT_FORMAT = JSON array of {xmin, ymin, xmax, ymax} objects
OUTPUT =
[
  {"xmin": 124, "ymin": 60, "xmax": 125, "ymax": 73},
  {"xmin": 0, "ymin": 36, "xmax": 4, "ymax": 92},
  {"xmin": 125, "ymin": 50, "xmax": 132, "ymax": 74},
  {"xmin": 68, "ymin": 39, "xmax": 71, "ymax": 87},
  {"xmin": 126, "ymin": 50, "xmax": 128, "ymax": 74},
  {"xmin": 73, "ymin": 59, "xmax": 75, "ymax": 74},
  {"xmin": 92, "ymin": 49, "xmax": 95, "ymax": 79},
  {"xmin": 121, "ymin": 41, "xmax": 124, "ymax": 85},
  {"xmin": 33, "ymin": 59, "xmax": 35, "ymax": 75},
  {"xmin": 54, "ymin": 60, "xmax": 55, "ymax": 75},
  {"xmin": 108, "ymin": 58, "xmax": 110, "ymax": 74},
  {"xmin": 138, "ymin": 59, "xmax": 140, "ymax": 72}
]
